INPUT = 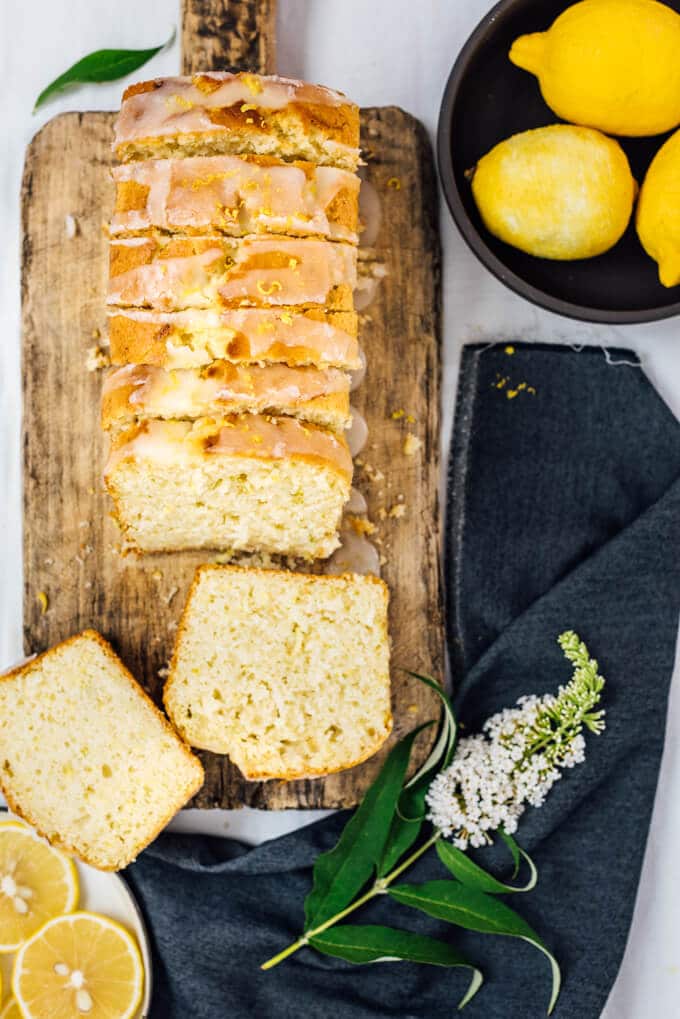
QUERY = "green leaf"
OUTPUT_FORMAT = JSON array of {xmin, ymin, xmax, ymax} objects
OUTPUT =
[
  {"xmin": 34, "ymin": 30, "xmax": 175, "ymax": 111},
  {"xmin": 311, "ymin": 925, "xmax": 483, "ymax": 1009},
  {"xmin": 404, "ymin": 671, "xmax": 457, "ymax": 783},
  {"xmin": 377, "ymin": 779, "xmax": 428, "ymax": 877},
  {"xmin": 304, "ymin": 724, "xmax": 431, "ymax": 930},
  {"xmin": 388, "ymin": 880, "xmax": 561, "ymax": 1014},
  {"xmin": 436, "ymin": 840, "xmax": 537, "ymax": 894},
  {"xmin": 498, "ymin": 828, "xmax": 521, "ymax": 878},
  {"xmin": 377, "ymin": 674, "xmax": 456, "ymax": 878}
]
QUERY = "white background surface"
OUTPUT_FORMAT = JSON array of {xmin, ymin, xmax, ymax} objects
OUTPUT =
[{"xmin": 1, "ymin": 2, "xmax": 678, "ymax": 1015}]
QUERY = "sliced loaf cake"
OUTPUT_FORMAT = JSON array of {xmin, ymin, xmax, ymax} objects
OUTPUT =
[
  {"xmin": 164, "ymin": 566, "xmax": 392, "ymax": 779},
  {"xmin": 107, "ymin": 235, "xmax": 357, "ymax": 312},
  {"xmin": 107, "ymin": 307, "xmax": 360, "ymax": 371},
  {"xmin": 104, "ymin": 415, "xmax": 352, "ymax": 556},
  {"xmin": 113, "ymin": 73, "xmax": 360, "ymax": 169},
  {"xmin": 0, "ymin": 631, "xmax": 204, "ymax": 870},
  {"xmin": 111, "ymin": 155, "xmax": 359, "ymax": 242},
  {"xmin": 101, "ymin": 362, "xmax": 351, "ymax": 433}
]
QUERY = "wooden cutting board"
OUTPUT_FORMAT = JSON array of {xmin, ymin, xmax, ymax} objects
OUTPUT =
[{"xmin": 21, "ymin": 0, "xmax": 443, "ymax": 808}]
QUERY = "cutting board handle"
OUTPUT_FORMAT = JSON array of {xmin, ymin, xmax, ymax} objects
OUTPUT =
[{"xmin": 181, "ymin": 0, "xmax": 277, "ymax": 75}]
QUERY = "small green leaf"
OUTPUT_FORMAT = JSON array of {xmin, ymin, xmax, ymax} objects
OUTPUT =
[
  {"xmin": 377, "ymin": 779, "xmax": 428, "ymax": 877},
  {"xmin": 404, "ymin": 671, "xmax": 458, "ymax": 782},
  {"xmin": 310, "ymin": 924, "xmax": 482, "ymax": 1009},
  {"xmin": 498, "ymin": 828, "xmax": 521, "ymax": 878},
  {"xmin": 304, "ymin": 724, "xmax": 431, "ymax": 930},
  {"xmin": 378, "ymin": 675, "xmax": 456, "ymax": 877},
  {"xmin": 436, "ymin": 840, "xmax": 537, "ymax": 894},
  {"xmin": 388, "ymin": 880, "xmax": 561, "ymax": 1014},
  {"xmin": 34, "ymin": 31, "xmax": 175, "ymax": 111}
]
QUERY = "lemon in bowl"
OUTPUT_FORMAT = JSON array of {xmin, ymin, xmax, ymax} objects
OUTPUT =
[
  {"xmin": 470, "ymin": 124, "xmax": 637, "ymax": 260},
  {"xmin": 510, "ymin": 0, "xmax": 680, "ymax": 137},
  {"xmin": 637, "ymin": 128, "xmax": 680, "ymax": 287}
]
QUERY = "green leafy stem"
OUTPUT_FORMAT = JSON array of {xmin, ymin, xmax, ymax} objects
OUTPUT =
[
  {"xmin": 260, "ymin": 669, "xmax": 562, "ymax": 1013},
  {"xmin": 260, "ymin": 633, "xmax": 606, "ymax": 1013}
]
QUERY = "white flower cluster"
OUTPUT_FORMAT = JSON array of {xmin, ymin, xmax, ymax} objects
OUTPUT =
[{"xmin": 426, "ymin": 632, "xmax": 605, "ymax": 850}]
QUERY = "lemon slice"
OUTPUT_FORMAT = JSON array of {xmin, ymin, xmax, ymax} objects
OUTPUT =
[
  {"xmin": 13, "ymin": 911, "xmax": 144, "ymax": 1019},
  {"xmin": 0, "ymin": 821, "xmax": 78, "ymax": 952},
  {"xmin": 0, "ymin": 999, "xmax": 22, "ymax": 1019}
]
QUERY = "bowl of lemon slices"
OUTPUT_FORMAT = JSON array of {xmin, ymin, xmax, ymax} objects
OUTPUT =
[
  {"xmin": 0, "ymin": 818, "xmax": 150, "ymax": 1019},
  {"xmin": 438, "ymin": 0, "xmax": 680, "ymax": 323}
]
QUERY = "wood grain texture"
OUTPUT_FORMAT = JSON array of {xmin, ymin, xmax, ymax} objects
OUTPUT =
[
  {"xmin": 181, "ymin": 0, "xmax": 277, "ymax": 75},
  {"xmin": 21, "ymin": 105, "xmax": 443, "ymax": 808}
]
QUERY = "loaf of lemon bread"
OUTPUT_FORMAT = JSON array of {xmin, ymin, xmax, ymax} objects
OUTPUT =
[
  {"xmin": 105, "ymin": 70, "xmax": 362, "ymax": 562},
  {"xmin": 164, "ymin": 566, "xmax": 392, "ymax": 779}
]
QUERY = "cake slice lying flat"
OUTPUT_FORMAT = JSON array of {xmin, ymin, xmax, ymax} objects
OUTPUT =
[
  {"xmin": 101, "ymin": 362, "xmax": 351, "ymax": 434},
  {"xmin": 111, "ymin": 155, "xmax": 359, "ymax": 243},
  {"xmin": 108, "ymin": 235, "xmax": 357, "ymax": 312},
  {"xmin": 108, "ymin": 307, "xmax": 360, "ymax": 371},
  {"xmin": 114, "ymin": 73, "xmax": 360, "ymax": 170},
  {"xmin": 0, "ymin": 631, "xmax": 204, "ymax": 871},
  {"xmin": 164, "ymin": 566, "xmax": 392, "ymax": 779},
  {"xmin": 104, "ymin": 415, "xmax": 352, "ymax": 556}
]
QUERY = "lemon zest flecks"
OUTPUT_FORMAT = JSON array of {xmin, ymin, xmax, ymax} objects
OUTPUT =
[
  {"xmin": 168, "ymin": 94, "xmax": 194, "ymax": 110},
  {"xmin": 241, "ymin": 74, "xmax": 263, "ymax": 96},
  {"xmin": 257, "ymin": 280, "xmax": 283, "ymax": 296}
]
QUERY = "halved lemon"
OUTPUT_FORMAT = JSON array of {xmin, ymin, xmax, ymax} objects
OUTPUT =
[
  {"xmin": 13, "ymin": 911, "xmax": 144, "ymax": 1019},
  {"xmin": 0, "ymin": 821, "xmax": 78, "ymax": 952},
  {"xmin": 0, "ymin": 999, "xmax": 22, "ymax": 1019}
]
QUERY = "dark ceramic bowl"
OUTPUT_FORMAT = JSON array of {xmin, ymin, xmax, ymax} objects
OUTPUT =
[{"xmin": 437, "ymin": 0, "xmax": 680, "ymax": 324}]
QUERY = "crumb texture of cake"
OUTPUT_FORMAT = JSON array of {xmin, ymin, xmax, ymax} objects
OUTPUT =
[
  {"xmin": 0, "ymin": 631, "xmax": 204, "ymax": 871},
  {"xmin": 164, "ymin": 566, "xmax": 392, "ymax": 778},
  {"xmin": 102, "ymin": 362, "xmax": 351, "ymax": 433},
  {"xmin": 113, "ymin": 73, "xmax": 360, "ymax": 170},
  {"xmin": 108, "ymin": 235, "xmax": 357, "ymax": 312},
  {"xmin": 111, "ymin": 156, "xmax": 359, "ymax": 242},
  {"xmin": 104, "ymin": 416, "xmax": 352, "ymax": 556},
  {"xmin": 108, "ymin": 307, "xmax": 360, "ymax": 370}
]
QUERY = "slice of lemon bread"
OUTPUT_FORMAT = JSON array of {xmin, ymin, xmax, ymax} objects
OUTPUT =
[
  {"xmin": 108, "ymin": 307, "xmax": 360, "ymax": 371},
  {"xmin": 114, "ymin": 73, "xmax": 360, "ymax": 170},
  {"xmin": 0, "ymin": 631, "xmax": 204, "ymax": 871},
  {"xmin": 101, "ymin": 362, "xmax": 351, "ymax": 434},
  {"xmin": 111, "ymin": 155, "xmax": 359, "ymax": 243},
  {"xmin": 108, "ymin": 235, "xmax": 356, "ymax": 312},
  {"xmin": 164, "ymin": 566, "xmax": 392, "ymax": 779},
  {"xmin": 104, "ymin": 415, "xmax": 352, "ymax": 556}
]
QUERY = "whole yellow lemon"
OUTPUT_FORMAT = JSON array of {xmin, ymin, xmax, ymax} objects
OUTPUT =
[
  {"xmin": 471, "ymin": 125, "xmax": 636, "ymax": 260},
  {"xmin": 637, "ymin": 128, "xmax": 680, "ymax": 286},
  {"xmin": 510, "ymin": 0, "xmax": 680, "ymax": 137}
]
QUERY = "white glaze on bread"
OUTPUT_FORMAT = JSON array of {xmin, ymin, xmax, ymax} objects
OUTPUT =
[{"xmin": 111, "ymin": 156, "xmax": 359, "ymax": 242}]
